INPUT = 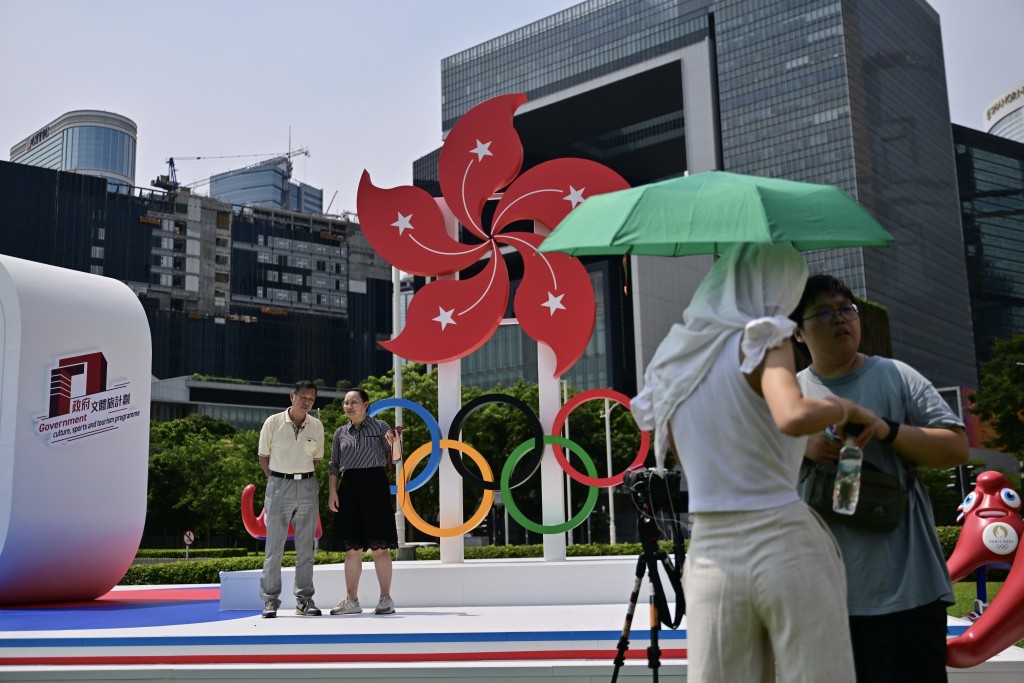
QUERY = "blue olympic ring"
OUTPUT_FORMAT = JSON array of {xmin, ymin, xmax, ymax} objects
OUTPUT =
[{"xmin": 369, "ymin": 398, "xmax": 442, "ymax": 494}]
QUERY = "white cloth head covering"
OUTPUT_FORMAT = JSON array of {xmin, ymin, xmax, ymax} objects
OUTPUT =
[{"xmin": 631, "ymin": 242, "xmax": 809, "ymax": 468}]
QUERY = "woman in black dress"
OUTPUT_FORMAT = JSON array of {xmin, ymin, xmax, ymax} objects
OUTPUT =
[{"xmin": 327, "ymin": 388, "xmax": 402, "ymax": 615}]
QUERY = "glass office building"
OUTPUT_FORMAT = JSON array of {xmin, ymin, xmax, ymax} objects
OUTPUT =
[
  {"xmin": 419, "ymin": 0, "xmax": 976, "ymax": 391},
  {"xmin": 983, "ymin": 82, "xmax": 1024, "ymax": 144},
  {"xmin": 209, "ymin": 157, "xmax": 323, "ymax": 214},
  {"xmin": 9, "ymin": 110, "xmax": 136, "ymax": 193},
  {"xmin": 953, "ymin": 124, "xmax": 1024, "ymax": 365},
  {"xmin": 461, "ymin": 263, "xmax": 631, "ymax": 391}
]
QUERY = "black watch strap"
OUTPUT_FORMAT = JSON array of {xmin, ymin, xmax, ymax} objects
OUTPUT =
[{"xmin": 879, "ymin": 418, "xmax": 901, "ymax": 445}]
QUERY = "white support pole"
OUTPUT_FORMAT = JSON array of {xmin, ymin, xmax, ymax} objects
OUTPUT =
[
  {"xmin": 392, "ymin": 266, "xmax": 406, "ymax": 547},
  {"xmin": 604, "ymin": 399, "xmax": 618, "ymax": 545},
  {"xmin": 531, "ymin": 217, "xmax": 567, "ymax": 562},
  {"xmin": 435, "ymin": 198, "xmax": 464, "ymax": 564},
  {"xmin": 437, "ymin": 359, "xmax": 463, "ymax": 563},
  {"xmin": 562, "ymin": 380, "xmax": 573, "ymax": 547},
  {"xmin": 538, "ymin": 344, "xmax": 567, "ymax": 561}
]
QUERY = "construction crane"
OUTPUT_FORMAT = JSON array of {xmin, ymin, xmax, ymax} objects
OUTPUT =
[
  {"xmin": 151, "ymin": 148, "xmax": 311, "ymax": 192},
  {"xmin": 151, "ymin": 159, "xmax": 179, "ymax": 191}
]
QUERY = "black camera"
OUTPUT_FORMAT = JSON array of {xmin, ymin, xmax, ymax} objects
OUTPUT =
[{"xmin": 622, "ymin": 466, "xmax": 687, "ymax": 516}]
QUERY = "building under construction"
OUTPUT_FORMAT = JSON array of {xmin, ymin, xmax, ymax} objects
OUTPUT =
[{"xmin": 0, "ymin": 160, "xmax": 393, "ymax": 390}]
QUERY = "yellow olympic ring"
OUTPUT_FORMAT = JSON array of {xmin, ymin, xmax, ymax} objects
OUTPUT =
[{"xmin": 398, "ymin": 438, "xmax": 494, "ymax": 537}]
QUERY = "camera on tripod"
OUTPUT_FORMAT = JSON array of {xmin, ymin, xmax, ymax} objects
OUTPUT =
[
  {"xmin": 611, "ymin": 467, "xmax": 688, "ymax": 680},
  {"xmin": 622, "ymin": 466, "xmax": 687, "ymax": 516}
]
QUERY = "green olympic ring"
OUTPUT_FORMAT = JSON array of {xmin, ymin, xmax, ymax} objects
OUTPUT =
[{"xmin": 501, "ymin": 434, "xmax": 599, "ymax": 535}]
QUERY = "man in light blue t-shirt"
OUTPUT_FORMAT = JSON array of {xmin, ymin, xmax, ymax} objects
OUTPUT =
[{"xmin": 791, "ymin": 274, "xmax": 968, "ymax": 683}]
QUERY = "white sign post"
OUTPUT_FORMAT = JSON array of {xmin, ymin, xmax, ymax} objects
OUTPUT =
[{"xmin": 183, "ymin": 529, "xmax": 195, "ymax": 560}]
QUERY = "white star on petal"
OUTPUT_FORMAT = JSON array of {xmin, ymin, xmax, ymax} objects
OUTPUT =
[
  {"xmin": 541, "ymin": 292, "xmax": 566, "ymax": 316},
  {"xmin": 470, "ymin": 139, "xmax": 493, "ymax": 162},
  {"xmin": 391, "ymin": 212, "xmax": 414, "ymax": 235},
  {"xmin": 564, "ymin": 186, "xmax": 586, "ymax": 208},
  {"xmin": 433, "ymin": 307, "xmax": 457, "ymax": 330}
]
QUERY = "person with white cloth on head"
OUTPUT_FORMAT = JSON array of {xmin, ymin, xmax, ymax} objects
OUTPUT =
[{"xmin": 631, "ymin": 242, "xmax": 879, "ymax": 683}]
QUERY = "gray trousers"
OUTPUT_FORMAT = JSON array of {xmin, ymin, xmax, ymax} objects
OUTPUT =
[{"xmin": 259, "ymin": 476, "xmax": 319, "ymax": 603}]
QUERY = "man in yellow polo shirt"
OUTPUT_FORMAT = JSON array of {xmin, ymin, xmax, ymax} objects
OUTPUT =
[{"xmin": 258, "ymin": 380, "xmax": 325, "ymax": 617}]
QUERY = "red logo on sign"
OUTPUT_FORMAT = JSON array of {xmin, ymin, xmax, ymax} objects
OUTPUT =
[
  {"xmin": 357, "ymin": 94, "xmax": 629, "ymax": 377},
  {"xmin": 49, "ymin": 352, "xmax": 108, "ymax": 418}
]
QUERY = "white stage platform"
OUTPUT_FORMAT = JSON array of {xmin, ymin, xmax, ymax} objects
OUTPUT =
[{"xmin": 220, "ymin": 556, "xmax": 669, "ymax": 610}]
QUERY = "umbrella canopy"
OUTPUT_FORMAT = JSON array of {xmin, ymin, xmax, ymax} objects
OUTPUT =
[{"xmin": 537, "ymin": 170, "xmax": 894, "ymax": 257}]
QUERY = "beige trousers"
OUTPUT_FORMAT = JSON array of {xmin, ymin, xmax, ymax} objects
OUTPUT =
[{"xmin": 684, "ymin": 500, "xmax": 855, "ymax": 683}]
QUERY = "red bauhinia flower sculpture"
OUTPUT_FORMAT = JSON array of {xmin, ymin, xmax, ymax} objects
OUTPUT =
[{"xmin": 356, "ymin": 94, "xmax": 629, "ymax": 377}]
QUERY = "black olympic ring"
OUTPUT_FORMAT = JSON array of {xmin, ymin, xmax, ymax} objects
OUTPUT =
[{"xmin": 447, "ymin": 393, "xmax": 544, "ymax": 491}]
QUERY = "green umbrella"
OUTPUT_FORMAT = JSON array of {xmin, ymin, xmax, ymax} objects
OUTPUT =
[{"xmin": 538, "ymin": 170, "xmax": 893, "ymax": 257}]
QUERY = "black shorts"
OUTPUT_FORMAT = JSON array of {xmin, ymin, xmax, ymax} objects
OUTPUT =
[
  {"xmin": 333, "ymin": 466, "xmax": 398, "ymax": 551},
  {"xmin": 849, "ymin": 599, "xmax": 949, "ymax": 682}
]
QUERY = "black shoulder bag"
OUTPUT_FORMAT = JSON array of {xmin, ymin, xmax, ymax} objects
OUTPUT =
[{"xmin": 801, "ymin": 458, "xmax": 915, "ymax": 532}]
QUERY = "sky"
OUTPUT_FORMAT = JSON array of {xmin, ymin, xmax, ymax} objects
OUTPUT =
[{"xmin": 1, "ymin": 0, "xmax": 1021, "ymax": 216}]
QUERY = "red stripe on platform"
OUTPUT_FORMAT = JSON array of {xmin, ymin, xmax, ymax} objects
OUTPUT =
[
  {"xmin": 97, "ymin": 587, "xmax": 220, "ymax": 602},
  {"xmin": 13, "ymin": 587, "xmax": 220, "ymax": 608},
  {"xmin": 0, "ymin": 649, "xmax": 687, "ymax": 666}
]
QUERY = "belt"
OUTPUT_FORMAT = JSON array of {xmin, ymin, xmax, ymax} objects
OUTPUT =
[{"xmin": 269, "ymin": 470, "xmax": 315, "ymax": 480}]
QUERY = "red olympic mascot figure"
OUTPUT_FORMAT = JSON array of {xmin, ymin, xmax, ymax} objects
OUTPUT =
[
  {"xmin": 241, "ymin": 483, "xmax": 322, "ymax": 542},
  {"xmin": 945, "ymin": 470, "xmax": 1024, "ymax": 668}
]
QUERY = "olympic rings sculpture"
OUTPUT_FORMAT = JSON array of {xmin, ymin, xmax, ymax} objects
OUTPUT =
[
  {"xmin": 370, "ymin": 397, "xmax": 443, "ymax": 494},
  {"xmin": 398, "ymin": 439, "xmax": 494, "ymax": 537},
  {"xmin": 502, "ymin": 435, "xmax": 600, "ymax": 535},
  {"xmin": 448, "ymin": 394, "xmax": 544, "ymax": 490},
  {"xmin": 378, "ymin": 388, "xmax": 650, "ymax": 538}
]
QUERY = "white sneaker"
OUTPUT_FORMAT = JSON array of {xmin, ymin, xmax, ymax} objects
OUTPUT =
[
  {"xmin": 374, "ymin": 594, "xmax": 395, "ymax": 615},
  {"xmin": 330, "ymin": 598, "xmax": 362, "ymax": 615}
]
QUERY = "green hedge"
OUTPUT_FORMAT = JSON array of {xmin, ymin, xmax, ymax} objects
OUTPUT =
[
  {"xmin": 122, "ymin": 541, "xmax": 681, "ymax": 585},
  {"xmin": 134, "ymin": 548, "xmax": 249, "ymax": 559},
  {"xmin": 122, "ymin": 551, "xmax": 366, "ymax": 585},
  {"xmin": 937, "ymin": 526, "xmax": 960, "ymax": 558},
  {"xmin": 122, "ymin": 558, "xmax": 255, "ymax": 585}
]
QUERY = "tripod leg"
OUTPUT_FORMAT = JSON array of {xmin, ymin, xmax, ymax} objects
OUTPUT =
[
  {"xmin": 611, "ymin": 554, "xmax": 647, "ymax": 683},
  {"xmin": 647, "ymin": 594, "xmax": 662, "ymax": 682}
]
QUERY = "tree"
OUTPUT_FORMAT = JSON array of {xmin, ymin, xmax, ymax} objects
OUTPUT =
[
  {"xmin": 970, "ymin": 334, "xmax": 1024, "ymax": 456},
  {"xmin": 918, "ymin": 466, "xmax": 971, "ymax": 527},
  {"xmin": 147, "ymin": 415, "xmax": 261, "ymax": 547}
]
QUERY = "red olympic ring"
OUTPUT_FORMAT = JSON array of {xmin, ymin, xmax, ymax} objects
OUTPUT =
[{"xmin": 550, "ymin": 388, "xmax": 650, "ymax": 487}]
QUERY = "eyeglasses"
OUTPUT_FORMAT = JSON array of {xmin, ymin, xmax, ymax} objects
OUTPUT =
[{"xmin": 802, "ymin": 303, "xmax": 859, "ymax": 324}]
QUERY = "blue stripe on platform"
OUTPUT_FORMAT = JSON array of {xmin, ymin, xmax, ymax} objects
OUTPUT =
[{"xmin": 0, "ymin": 601, "xmax": 256, "ymax": 631}]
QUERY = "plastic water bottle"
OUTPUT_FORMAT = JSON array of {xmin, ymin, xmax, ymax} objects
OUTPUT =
[{"xmin": 832, "ymin": 423, "xmax": 865, "ymax": 515}]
